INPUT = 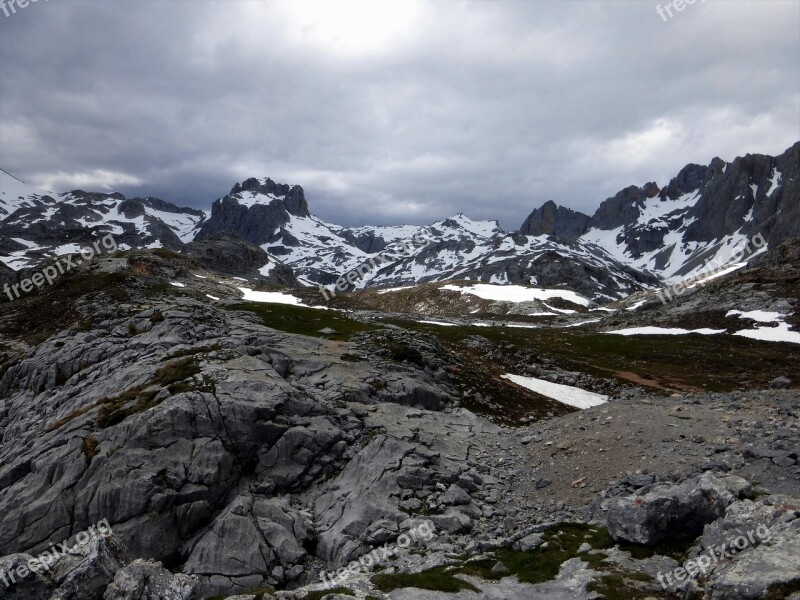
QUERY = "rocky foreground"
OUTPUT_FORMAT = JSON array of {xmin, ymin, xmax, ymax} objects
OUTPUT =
[{"xmin": 0, "ymin": 256, "xmax": 798, "ymax": 600}]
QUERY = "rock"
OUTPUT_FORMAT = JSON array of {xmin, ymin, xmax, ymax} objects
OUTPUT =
[
  {"xmin": 517, "ymin": 533, "xmax": 544, "ymax": 552},
  {"xmin": 621, "ymin": 473, "xmax": 655, "ymax": 489},
  {"xmin": 535, "ymin": 478, "xmax": 552, "ymax": 490},
  {"xmin": 103, "ymin": 559, "xmax": 195, "ymax": 600},
  {"xmin": 441, "ymin": 485, "xmax": 471, "ymax": 506},
  {"xmin": 520, "ymin": 201, "xmax": 590, "ymax": 238},
  {"xmin": 606, "ymin": 473, "xmax": 752, "ymax": 546},
  {"xmin": 705, "ymin": 520, "xmax": 800, "ymax": 599},
  {"xmin": 772, "ymin": 453, "xmax": 797, "ymax": 467},
  {"xmin": 770, "ymin": 376, "xmax": 792, "ymax": 389},
  {"xmin": 491, "ymin": 561, "xmax": 511, "ymax": 576},
  {"xmin": 184, "ymin": 231, "xmax": 298, "ymax": 286}
]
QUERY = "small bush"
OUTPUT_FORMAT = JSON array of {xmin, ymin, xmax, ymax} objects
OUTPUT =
[{"xmin": 81, "ymin": 437, "xmax": 100, "ymax": 465}]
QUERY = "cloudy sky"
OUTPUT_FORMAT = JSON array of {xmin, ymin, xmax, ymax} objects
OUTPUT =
[{"xmin": 0, "ymin": 0, "xmax": 798, "ymax": 229}]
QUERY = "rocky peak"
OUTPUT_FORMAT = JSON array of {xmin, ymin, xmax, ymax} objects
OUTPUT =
[
  {"xmin": 519, "ymin": 200, "xmax": 590, "ymax": 238},
  {"xmin": 587, "ymin": 183, "xmax": 659, "ymax": 231},
  {"xmin": 230, "ymin": 177, "xmax": 309, "ymax": 217}
]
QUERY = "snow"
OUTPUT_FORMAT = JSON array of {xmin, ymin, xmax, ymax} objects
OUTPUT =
[
  {"xmin": 143, "ymin": 205, "xmax": 204, "ymax": 243},
  {"xmin": 51, "ymin": 243, "xmax": 85, "ymax": 256},
  {"xmin": 733, "ymin": 322, "xmax": 800, "ymax": 345},
  {"xmin": 766, "ymin": 169, "xmax": 782, "ymax": 196},
  {"xmin": 726, "ymin": 310, "xmax": 800, "ymax": 344},
  {"xmin": 419, "ymin": 320, "xmax": 457, "ymax": 327},
  {"xmin": 434, "ymin": 214, "xmax": 502, "ymax": 238},
  {"xmin": 230, "ymin": 189, "xmax": 287, "ymax": 209},
  {"xmin": 542, "ymin": 304, "xmax": 576, "ymax": 315},
  {"xmin": 259, "ymin": 261, "xmax": 277, "ymax": 277},
  {"xmin": 726, "ymin": 310, "xmax": 785, "ymax": 323},
  {"xmin": 605, "ymin": 327, "xmax": 725, "ymax": 336},
  {"xmin": 472, "ymin": 321, "xmax": 538, "ymax": 329},
  {"xmin": 206, "ymin": 294, "xmax": 220, "ymax": 301},
  {"xmin": 501, "ymin": 374, "xmax": 608, "ymax": 409},
  {"xmin": 193, "ymin": 274, "xmax": 208, "ymax": 279},
  {"xmin": 378, "ymin": 286, "xmax": 414, "ymax": 294},
  {"xmin": 687, "ymin": 262, "xmax": 748, "ymax": 287},
  {"xmin": 237, "ymin": 287, "xmax": 302, "ymax": 305},
  {"xmin": 625, "ymin": 299, "xmax": 647, "ymax": 311},
  {"xmin": 564, "ymin": 319, "xmax": 602, "ymax": 327},
  {"xmin": 169, "ymin": 282, "xmax": 186, "ymax": 288},
  {"xmin": 442, "ymin": 283, "xmax": 590, "ymax": 307}
]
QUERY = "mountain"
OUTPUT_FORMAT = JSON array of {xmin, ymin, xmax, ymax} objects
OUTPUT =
[
  {"xmin": 522, "ymin": 142, "xmax": 800, "ymax": 284},
  {"xmin": 0, "ymin": 169, "xmax": 206, "ymax": 270},
  {"xmin": 192, "ymin": 178, "xmax": 656, "ymax": 300},
  {"xmin": 0, "ymin": 228, "xmax": 798, "ymax": 599},
  {"xmin": 1, "ymin": 142, "xmax": 797, "ymax": 302}
]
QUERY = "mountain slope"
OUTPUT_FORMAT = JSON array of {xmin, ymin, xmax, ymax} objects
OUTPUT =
[
  {"xmin": 0, "ymin": 170, "xmax": 206, "ymax": 270},
  {"xmin": 2, "ymin": 141, "xmax": 797, "ymax": 301},
  {"xmin": 520, "ymin": 141, "xmax": 799, "ymax": 284}
]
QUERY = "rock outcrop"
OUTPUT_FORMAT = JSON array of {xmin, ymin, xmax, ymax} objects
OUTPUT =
[{"xmin": 605, "ymin": 473, "xmax": 752, "ymax": 546}]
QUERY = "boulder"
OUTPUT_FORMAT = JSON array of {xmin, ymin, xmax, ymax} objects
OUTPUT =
[
  {"xmin": 606, "ymin": 473, "xmax": 752, "ymax": 546},
  {"xmin": 103, "ymin": 560, "xmax": 195, "ymax": 600}
]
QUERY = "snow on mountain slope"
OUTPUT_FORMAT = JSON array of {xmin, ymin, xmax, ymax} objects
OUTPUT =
[
  {"xmin": 0, "ymin": 171, "xmax": 207, "ymax": 270},
  {"xmin": 2, "ymin": 142, "xmax": 796, "ymax": 303},
  {"xmin": 0, "ymin": 169, "xmax": 51, "ymax": 219},
  {"xmin": 575, "ymin": 142, "xmax": 799, "ymax": 284}
]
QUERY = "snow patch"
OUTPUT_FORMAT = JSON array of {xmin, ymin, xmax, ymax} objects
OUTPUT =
[
  {"xmin": 733, "ymin": 323, "xmax": 800, "ymax": 345},
  {"xmin": 237, "ymin": 287, "xmax": 302, "ymax": 306},
  {"xmin": 605, "ymin": 327, "xmax": 725, "ymax": 336},
  {"xmin": 502, "ymin": 374, "xmax": 608, "ymax": 409},
  {"xmin": 441, "ymin": 284, "xmax": 589, "ymax": 307}
]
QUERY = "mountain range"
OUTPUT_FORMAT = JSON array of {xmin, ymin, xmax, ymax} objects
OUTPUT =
[{"xmin": 1, "ymin": 141, "xmax": 798, "ymax": 302}]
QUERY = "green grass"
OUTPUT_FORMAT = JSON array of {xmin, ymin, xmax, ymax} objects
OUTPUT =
[
  {"xmin": 227, "ymin": 302, "xmax": 379, "ymax": 341},
  {"xmin": 617, "ymin": 536, "xmax": 697, "ymax": 562},
  {"xmin": 460, "ymin": 523, "xmax": 615, "ymax": 584},
  {"xmin": 0, "ymin": 271, "xmax": 131, "ymax": 346},
  {"xmin": 372, "ymin": 567, "xmax": 479, "ymax": 593},
  {"xmin": 387, "ymin": 318, "xmax": 800, "ymax": 392},
  {"xmin": 204, "ymin": 586, "xmax": 274, "ymax": 600}
]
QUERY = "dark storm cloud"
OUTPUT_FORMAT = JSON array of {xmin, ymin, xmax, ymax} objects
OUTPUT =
[{"xmin": 0, "ymin": 0, "xmax": 797, "ymax": 229}]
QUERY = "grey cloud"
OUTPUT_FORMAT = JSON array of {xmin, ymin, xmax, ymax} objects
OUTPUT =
[{"xmin": 0, "ymin": 0, "xmax": 797, "ymax": 229}]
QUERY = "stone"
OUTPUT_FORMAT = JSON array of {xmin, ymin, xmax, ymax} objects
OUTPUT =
[
  {"xmin": 491, "ymin": 561, "xmax": 511, "ymax": 576},
  {"xmin": 770, "ymin": 376, "xmax": 792, "ymax": 389},
  {"xmin": 606, "ymin": 473, "xmax": 751, "ymax": 546}
]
